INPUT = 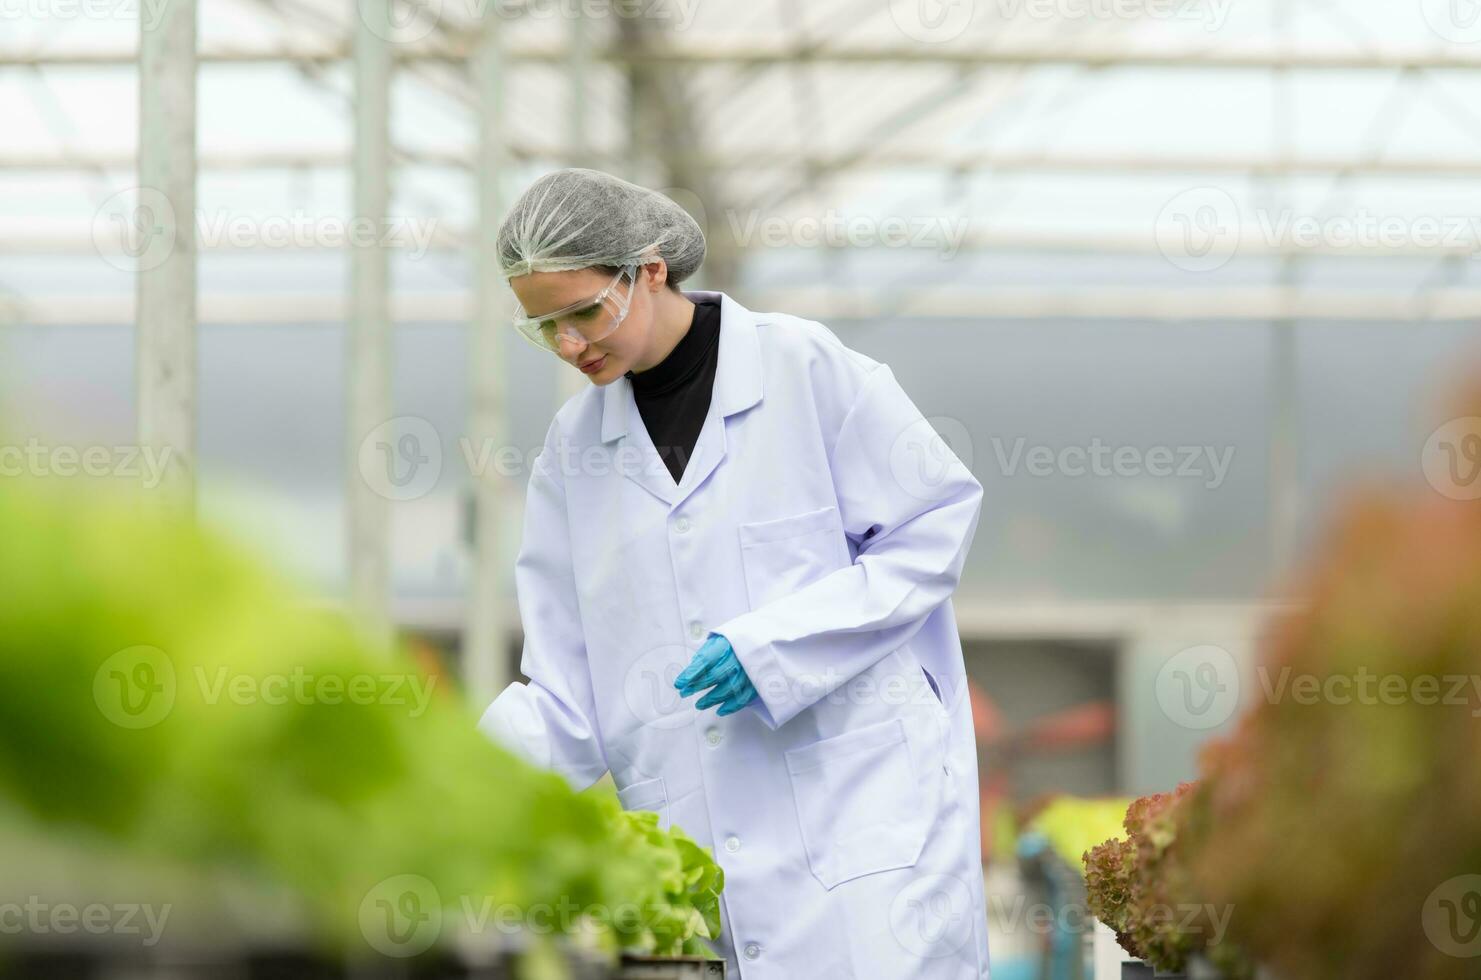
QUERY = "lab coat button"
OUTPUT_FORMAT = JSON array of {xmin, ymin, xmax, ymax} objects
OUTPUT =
[
  {"xmin": 724, "ymin": 835, "xmax": 741, "ymax": 852},
  {"xmin": 689, "ymin": 621, "xmax": 705, "ymax": 640},
  {"xmin": 705, "ymin": 727, "xmax": 722, "ymax": 746},
  {"xmin": 674, "ymin": 516, "xmax": 690, "ymax": 533},
  {"xmin": 743, "ymin": 943, "xmax": 761, "ymax": 960}
]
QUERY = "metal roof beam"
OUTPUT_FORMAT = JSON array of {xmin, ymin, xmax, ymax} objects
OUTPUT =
[
  {"xmin": 8, "ymin": 43, "xmax": 1481, "ymax": 70},
  {"xmin": 15, "ymin": 150, "xmax": 1481, "ymax": 177},
  {"xmin": 9, "ymin": 287, "xmax": 1481, "ymax": 325}
]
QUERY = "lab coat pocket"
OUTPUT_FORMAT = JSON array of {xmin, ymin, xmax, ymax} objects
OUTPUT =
[
  {"xmin": 921, "ymin": 664, "xmax": 951, "ymax": 725},
  {"xmin": 737, "ymin": 505, "xmax": 850, "ymax": 609},
  {"xmin": 616, "ymin": 775, "xmax": 669, "ymax": 828},
  {"xmin": 784, "ymin": 717, "xmax": 932, "ymax": 890}
]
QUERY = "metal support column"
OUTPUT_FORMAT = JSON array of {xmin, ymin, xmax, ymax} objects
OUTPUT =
[
  {"xmin": 568, "ymin": 11, "xmax": 590, "ymax": 170},
  {"xmin": 348, "ymin": 0, "xmax": 392, "ymax": 643},
  {"xmin": 556, "ymin": 11, "xmax": 591, "ymax": 408},
  {"xmin": 464, "ymin": 14, "xmax": 512, "ymax": 707},
  {"xmin": 136, "ymin": 0, "xmax": 197, "ymax": 507},
  {"xmin": 617, "ymin": 14, "xmax": 735, "ymax": 292},
  {"xmin": 1267, "ymin": 0, "xmax": 1299, "ymax": 580}
]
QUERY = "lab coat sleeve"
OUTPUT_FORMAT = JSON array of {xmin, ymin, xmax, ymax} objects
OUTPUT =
[
  {"xmin": 477, "ymin": 426, "xmax": 610, "ymax": 791},
  {"xmin": 713, "ymin": 363, "xmax": 984, "ymax": 730}
]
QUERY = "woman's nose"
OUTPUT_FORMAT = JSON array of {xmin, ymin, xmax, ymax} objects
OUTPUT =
[{"xmin": 557, "ymin": 334, "xmax": 588, "ymax": 363}]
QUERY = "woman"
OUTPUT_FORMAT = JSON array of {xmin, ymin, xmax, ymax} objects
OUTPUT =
[{"xmin": 479, "ymin": 168, "xmax": 991, "ymax": 978}]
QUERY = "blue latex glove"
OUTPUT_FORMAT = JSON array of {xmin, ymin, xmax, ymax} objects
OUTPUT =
[{"xmin": 673, "ymin": 633, "xmax": 759, "ymax": 717}]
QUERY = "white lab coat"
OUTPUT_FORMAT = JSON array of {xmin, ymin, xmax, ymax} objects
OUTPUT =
[{"xmin": 479, "ymin": 289, "xmax": 991, "ymax": 979}]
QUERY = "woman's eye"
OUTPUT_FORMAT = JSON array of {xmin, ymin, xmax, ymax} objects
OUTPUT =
[{"xmin": 573, "ymin": 304, "xmax": 600, "ymax": 320}]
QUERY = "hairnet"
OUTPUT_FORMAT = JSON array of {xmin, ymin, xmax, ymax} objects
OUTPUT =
[{"xmin": 496, "ymin": 168, "xmax": 707, "ymax": 284}]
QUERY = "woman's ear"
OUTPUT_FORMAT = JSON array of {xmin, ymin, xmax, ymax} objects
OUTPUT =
[{"xmin": 643, "ymin": 259, "xmax": 669, "ymax": 292}]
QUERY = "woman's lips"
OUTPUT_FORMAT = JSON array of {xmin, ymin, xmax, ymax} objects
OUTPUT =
[{"xmin": 580, "ymin": 355, "xmax": 607, "ymax": 374}]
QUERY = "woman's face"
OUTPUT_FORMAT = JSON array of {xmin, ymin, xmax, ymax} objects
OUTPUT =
[{"xmin": 508, "ymin": 264, "xmax": 661, "ymax": 385}]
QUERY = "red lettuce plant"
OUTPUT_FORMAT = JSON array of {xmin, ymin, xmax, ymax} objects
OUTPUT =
[
  {"xmin": 1085, "ymin": 784, "xmax": 1252, "ymax": 977},
  {"xmin": 1092, "ymin": 376, "xmax": 1481, "ymax": 980}
]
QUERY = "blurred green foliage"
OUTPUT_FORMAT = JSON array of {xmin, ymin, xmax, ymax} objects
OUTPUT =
[{"xmin": 0, "ymin": 478, "xmax": 722, "ymax": 963}]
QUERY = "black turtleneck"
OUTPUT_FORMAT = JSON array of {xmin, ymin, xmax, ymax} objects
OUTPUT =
[{"xmin": 625, "ymin": 298, "xmax": 722, "ymax": 485}]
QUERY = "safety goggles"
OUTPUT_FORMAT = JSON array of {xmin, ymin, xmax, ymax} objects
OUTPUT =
[{"xmin": 510, "ymin": 264, "xmax": 638, "ymax": 354}]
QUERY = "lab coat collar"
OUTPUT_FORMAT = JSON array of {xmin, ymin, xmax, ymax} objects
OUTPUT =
[
  {"xmin": 598, "ymin": 289, "xmax": 764, "ymax": 507},
  {"xmin": 599, "ymin": 289, "xmax": 763, "ymax": 444}
]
